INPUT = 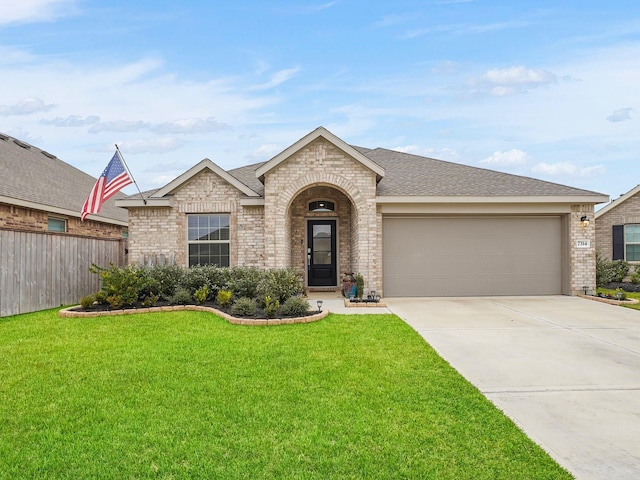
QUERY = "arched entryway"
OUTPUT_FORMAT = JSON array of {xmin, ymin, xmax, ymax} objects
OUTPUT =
[{"xmin": 288, "ymin": 185, "xmax": 355, "ymax": 289}]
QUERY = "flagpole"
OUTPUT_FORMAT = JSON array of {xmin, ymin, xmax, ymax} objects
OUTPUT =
[{"xmin": 115, "ymin": 144, "xmax": 147, "ymax": 205}]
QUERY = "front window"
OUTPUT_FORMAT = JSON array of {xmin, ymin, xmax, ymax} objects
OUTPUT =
[
  {"xmin": 625, "ymin": 225, "xmax": 640, "ymax": 261},
  {"xmin": 188, "ymin": 214, "xmax": 230, "ymax": 267}
]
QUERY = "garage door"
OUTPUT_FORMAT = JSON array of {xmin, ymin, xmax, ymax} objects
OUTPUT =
[{"xmin": 383, "ymin": 216, "xmax": 563, "ymax": 297}]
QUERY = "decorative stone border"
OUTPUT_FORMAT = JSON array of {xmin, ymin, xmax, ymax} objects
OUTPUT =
[
  {"xmin": 578, "ymin": 294, "xmax": 639, "ymax": 306},
  {"xmin": 343, "ymin": 299, "xmax": 388, "ymax": 308},
  {"xmin": 58, "ymin": 304, "xmax": 329, "ymax": 326}
]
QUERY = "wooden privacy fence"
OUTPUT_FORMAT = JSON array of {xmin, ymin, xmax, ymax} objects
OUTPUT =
[{"xmin": 0, "ymin": 230, "xmax": 126, "ymax": 317}]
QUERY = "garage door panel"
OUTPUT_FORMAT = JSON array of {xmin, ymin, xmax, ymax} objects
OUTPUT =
[{"xmin": 383, "ymin": 217, "xmax": 563, "ymax": 297}]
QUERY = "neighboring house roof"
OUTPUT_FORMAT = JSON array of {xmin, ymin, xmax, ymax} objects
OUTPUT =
[
  {"xmin": 595, "ymin": 184, "xmax": 640, "ymax": 218},
  {"xmin": 0, "ymin": 132, "xmax": 128, "ymax": 224}
]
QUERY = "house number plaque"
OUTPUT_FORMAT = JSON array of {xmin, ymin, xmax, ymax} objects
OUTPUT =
[{"xmin": 576, "ymin": 239, "xmax": 591, "ymax": 248}]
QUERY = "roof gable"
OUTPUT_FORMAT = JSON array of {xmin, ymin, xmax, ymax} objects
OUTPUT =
[
  {"xmin": 254, "ymin": 127, "xmax": 385, "ymax": 182},
  {"xmin": 152, "ymin": 158, "xmax": 260, "ymax": 198},
  {"xmin": 595, "ymin": 184, "xmax": 640, "ymax": 218}
]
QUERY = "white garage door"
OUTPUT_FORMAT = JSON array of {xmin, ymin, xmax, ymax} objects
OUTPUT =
[{"xmin": 383, "ymin": 216, "xmax": 563, "ymax": 297}]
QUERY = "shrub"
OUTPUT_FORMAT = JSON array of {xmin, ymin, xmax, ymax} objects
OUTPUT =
[
  {"xmin": 230, "ymin": 297, "xmax": 257, "ymax": 317},
  {"xmin": 355, "ymin": 273, "xmax": 364, "ymax": 299},
  {"xmin": 90, "ymin": 263, "xmax": 149, "ymax": 307},
  {"xmin": 279, "ymin": 296, "xmax": 310, "ymax": 317},
  {"xmin": 141, "ymin": 293, "xmax": 159, "ymax": 307},
  {"xmin": 227, "ymin": 266, "xmax": 263, "ymax": 299},
  {"xmin": 216, "ymin": 289, "xmax": 233, "ymax": 308},
  {"xmin": 80, "ymin": 293, "xmax": 97, "ymax": 309},
  {"xmin": 145, "ymin": 265, "xmax": 185, "ymax": 300},
  {"xmin": 257, "ymin": 268, "xmax": 303, "ymax": 304},
  {"xmin": 200, "ymin": 264, "xmax": 229, "ymax": 296},
  {"xmin": 107, "ymin": 294, "xmax": 124, "ymax": 309},
  {"xmin": 183, "ymin": 265, "xmax": 212, "ymax": 296},
  {"xmin": 611, "ymin": 259, "xmax": 630, "ymax": 282},
  {"xmin": 631, "ymin": 272, "xmax": 640, "ymax": 285},
  {"xmin": 170, "ymin": 288, "xmax": 193, "ymax": 305},
  {"xmin": 263, "ymin": 295, "xmax": 280, "ymax": 318},
  {"xmin": 193, "ymin": 285, "xmax": 209, "ymax": 305}
]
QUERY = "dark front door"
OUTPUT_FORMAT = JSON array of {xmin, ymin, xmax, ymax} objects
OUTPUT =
[{"xmin": 307, "ymin": 219, "xmax": 337, "ymax": 287}]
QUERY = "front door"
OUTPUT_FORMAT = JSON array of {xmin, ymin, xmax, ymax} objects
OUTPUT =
[{"xmin": 307, "ymin": 219, "xmax": 337, "ymax": 287}]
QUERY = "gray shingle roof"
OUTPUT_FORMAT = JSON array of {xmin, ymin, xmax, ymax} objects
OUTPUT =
[
  {"xmin": 0, "ymin": 133, "xmax": 128, "ymax": 222},
  {"xmin": 366, "ymin": 148, "xmax": 604, "ymax": 197},
  {"xmin": 127, "ymin": 141, "xmax": 605, "ymax": 201}
]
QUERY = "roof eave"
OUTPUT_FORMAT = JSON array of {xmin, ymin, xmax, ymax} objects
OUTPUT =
[
  {"xmin": 376, "ymin": 194, "xmax": 610, "ymax": 204},
  {"xmin": 0, "ymin": 195, "xmax": 128, "ymax": 225},
  {"xmin": 595, "ymin": 184, "xmax": 640, "ymax": 218},
  {"xmin": 152, "ymin": 159, "xmax": 260, "ymax": 199}
]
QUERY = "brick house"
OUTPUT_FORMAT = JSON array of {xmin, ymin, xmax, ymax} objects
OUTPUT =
[
  {"xmin": 595, "ymin": 184, "xmax": 640, "ymax": 265},
  {"xmin": 0, "ymin": 132, "xmax": 129, "ymax": 316},
  {"xmin": 0, "ymin": 132, "xmax": 128, "ymax": 238},
  {"xmin": 117, "ymin": 127, "xmax": 608, "ymax": 297}
]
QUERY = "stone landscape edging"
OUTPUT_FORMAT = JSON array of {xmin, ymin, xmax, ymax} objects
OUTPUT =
[
  {"xmin": 58, "ymin": 304, "xmax": 329, "ymax": 326},
  {"xmin": 578, "ymin": 294, "xmax": 639, "ymax": 306}
]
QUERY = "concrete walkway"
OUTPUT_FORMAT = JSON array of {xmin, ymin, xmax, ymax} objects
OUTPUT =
[{"xmin": 385, "ymin": 296, "xmax": 640, "ymax": 480}]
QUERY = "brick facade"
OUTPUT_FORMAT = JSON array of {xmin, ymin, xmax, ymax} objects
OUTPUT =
[
  {"xmin": 595, "ymin": 191, "xmax": 640, "ymax": 263},
  {"xmin": 570, "ymin": 204, "xmax": 597, "ymax": 294},
  {"xmin": 0, "ymin": 202, "xmax": 125, "ymax": 239},
  {"xmin": 262, "ymin": 138, "xmax": 380, "ymax": 293}
]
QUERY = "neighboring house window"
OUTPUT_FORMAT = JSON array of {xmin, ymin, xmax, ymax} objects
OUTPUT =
[
  {"xmin": 188, "ymin": 214, "xmax": 230, "ymax": 267},
  {"xmin": 613, "ymin": 224, "xmax": 640, "ymax": 261},
  {"xmin": 122, "ymin": 228, "xmax": 129, "ymax": 238},
  {"xmin": 48, "ymin": 217, "xmax": 66, "ymax": 232},
  {"xmin": 625, "ymin": 225, "xmax": 640, "ymax": 261}
]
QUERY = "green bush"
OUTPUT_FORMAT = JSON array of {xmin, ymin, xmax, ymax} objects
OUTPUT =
[
  {"xmin": 170, "ymin": 288, "xmax": 193, "ymax": 305},
  {"xmin": 193, "ymin": 285, "xmax": 210, "ymax": 305},
  {"xmin": 145, "ymin": 265, "xmax": 185, "ymax": 300},
  {"xmin": 216, "ymin": 289, "xmax": 233, "ymax": 308},
  {"xmin": 80, "ymin": 293, "xmax": 97, "ymax": 309},
  {"xmin": 611, "ymin": 259, "xmax": 630, "ymax": 282},
  {"xmin": 257, "ymin": 268, "xmax": 303, "ymax": 304},
  {"xmin": 631, "ymin": 272, "xmax": 640, "ymax": 285},
  {"xmin": 90, "ymin": 263, "xmax": 149, "ymax": 307},
  {"xmin": 227, "ymin": 266, "xmax": 264, "ymax": 299},
  {"xmin": 263, "ymin": 295, "xmax": 280, "ymax": 318},
  {"xmin": 595, "ymin": 253, "xmax": 630, "ymax": 287},
  {"xmin": 355, "ymin": 273, "xmax": 364, "ymax": 299},
  {"xmin": 279, "ymin": 296, "xmax": 310, "ymax": 317},
  {"xmin": 183, "ymin": 265, "xmax": 212, "ymax": 296},
  {"xmin": 141, "ymin": 293, "xmax": 159, "ymax": 307},
  {"xmin": 107, "ymin": 294, "xmax": 124, "ymax": 309},
  {"xmin": 230, "ymin": 297, "xmax": 257, "ymax": 317}
]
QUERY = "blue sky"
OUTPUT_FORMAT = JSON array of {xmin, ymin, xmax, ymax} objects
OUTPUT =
[{"xmin": 0, "ymin": 1, "xmax": 638, "ymax": 202}]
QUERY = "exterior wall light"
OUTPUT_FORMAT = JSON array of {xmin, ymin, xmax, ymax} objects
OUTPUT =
[{"xmin": 580, "ymin": 215, "xmax": 590, "ymax": 227}]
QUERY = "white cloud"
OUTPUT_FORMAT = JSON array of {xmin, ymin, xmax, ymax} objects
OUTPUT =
[
  {"xmin": 481, "ymin": 149, "xmax": 528, "ymax": 165},
  {"xmin": 0, "ymin": 97, "xmax": 55, "ymax": 115},
  {"xmin": 40, "ymin": 115, "xmax": 100, "ymax": 127},
  {"xmin": 607, "ymin": 107, "xmax": 633, "ymax": 122},
  {"xmin": 116, "ymin": 137, "xmax": 184, "ymax": 154},
  {"xmin": 0, "ymin": 0, "xmax": 77, "ymax": 25},
  {"xmin": 153, "ymin": 117, "xmax": 229, "ymax": 134},
  {"xmin": 579, "ymin": 165, "xmax": 607, "ymax": 177},
  {"xmin": 250, "ymin": 67, "xmax": 300, "ymax": 91},
  {"xmin": 246, "ymin": 144, "xmax": 282, "ymax": 160},
  {"xmin": 89, "ymin": 120, "xmax": 149, "ymax": 134},
  {"xmin": 532, "ymin": 162, "xmax": 577, "ymax": 175},
  {"xmin": 467, "ymin": 66, "xmax": 558, "ymax": 96}
]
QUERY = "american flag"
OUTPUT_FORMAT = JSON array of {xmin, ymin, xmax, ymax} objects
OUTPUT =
[{"xmin": 81, "ymin": 150, "xmax": 132, "ymax": 221}]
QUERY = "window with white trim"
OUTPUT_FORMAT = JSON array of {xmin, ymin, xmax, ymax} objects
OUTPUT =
[
  {"xmin": 625, "ymin": 224, "xmax": 640, "ymax": 261},
  {"xmin": 48, "ymin": 217, "xmax": 66, "ymax": 232},
  {"xmin": 187, "ymin": 214, "xmax": 230, "ymax": 267}
]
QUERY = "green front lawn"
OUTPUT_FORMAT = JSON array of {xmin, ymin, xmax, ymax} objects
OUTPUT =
[{"xmin": 0, "ymin": 310, "xmax": 571, "ymax": 479}]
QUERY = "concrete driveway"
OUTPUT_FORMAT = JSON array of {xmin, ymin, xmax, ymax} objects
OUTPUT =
[{"xmin": 385, "ymin": 296, "xmax": 640, "ymax": 480}]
